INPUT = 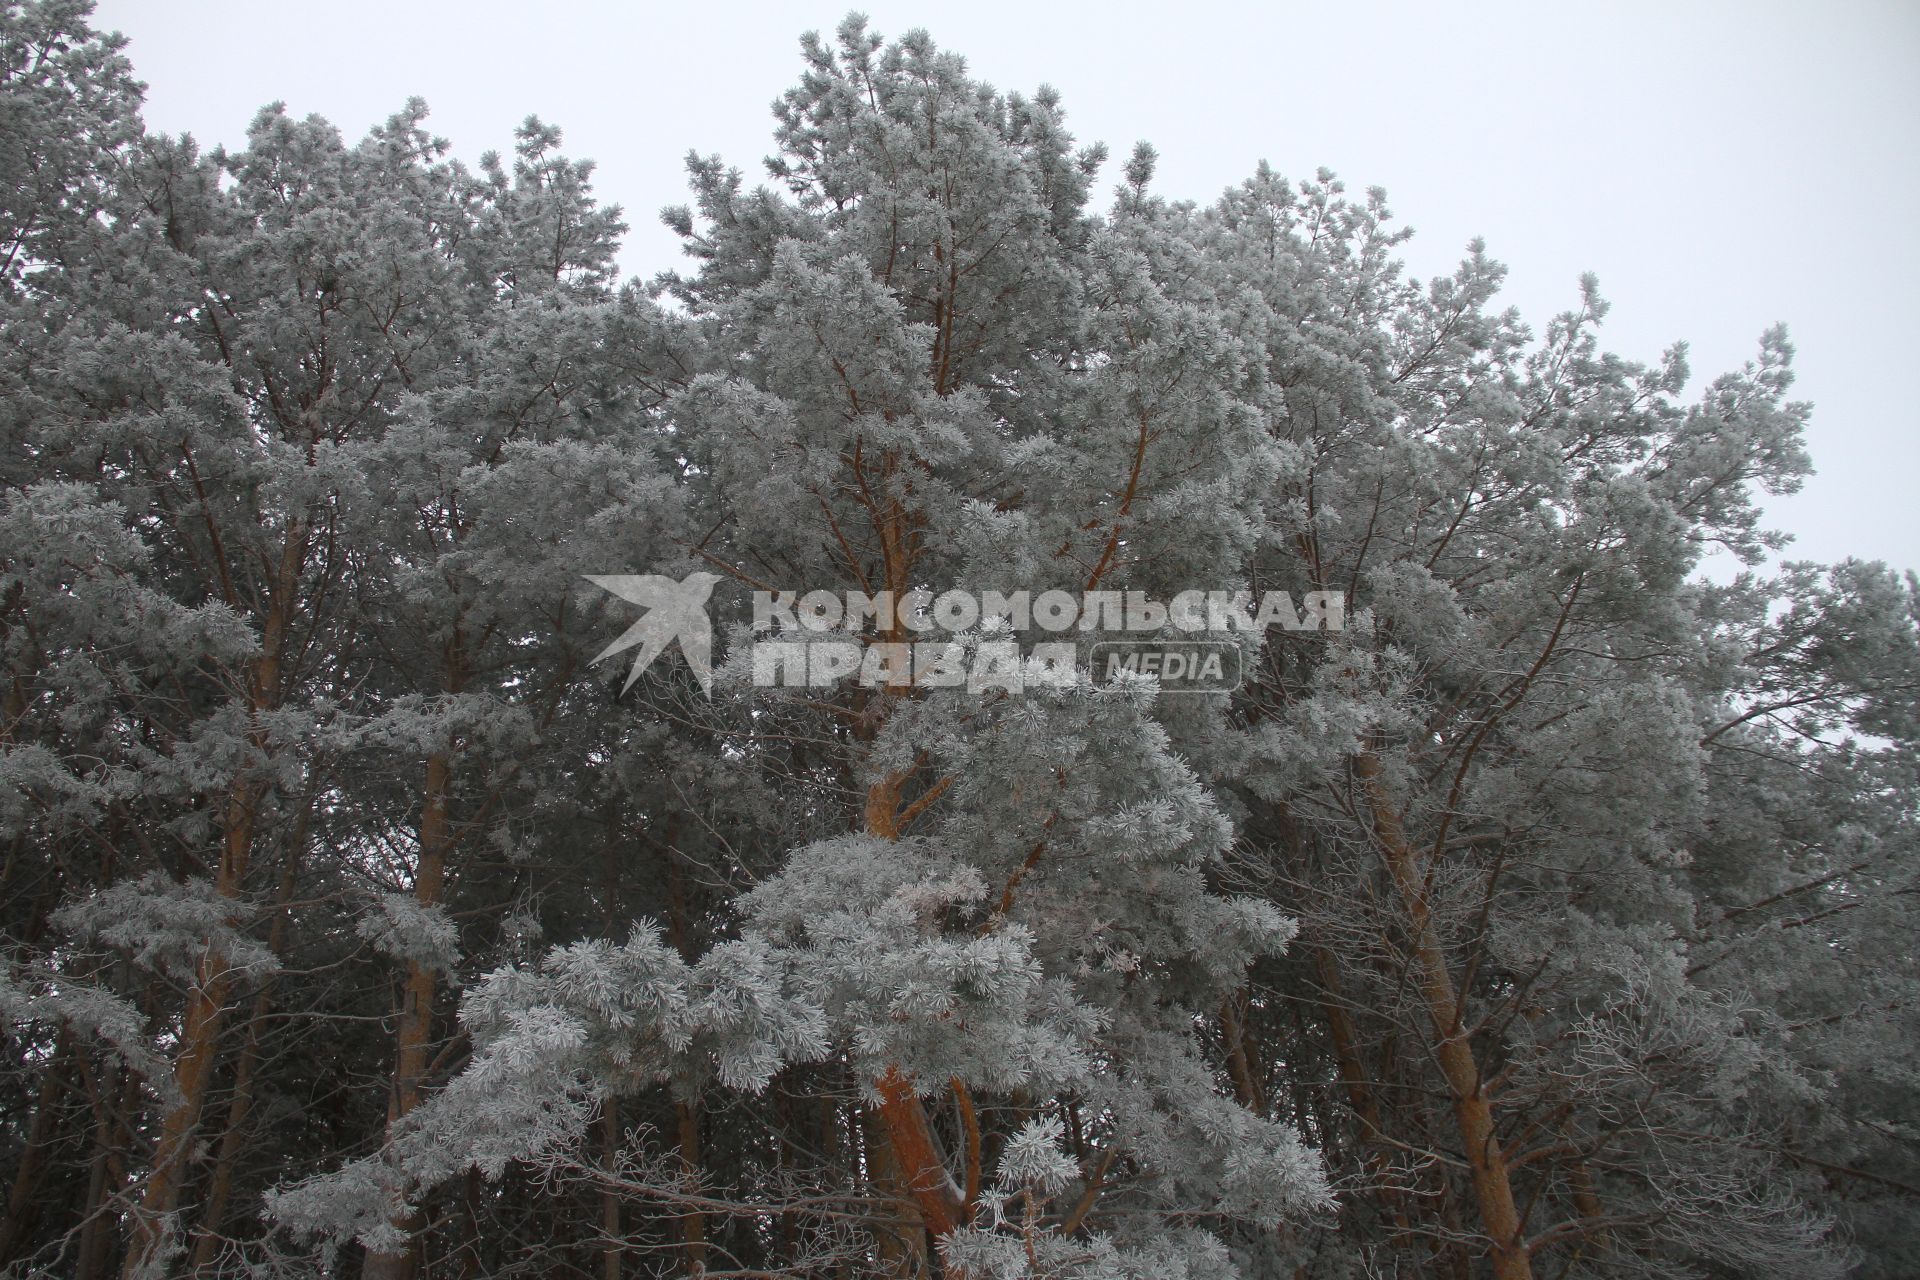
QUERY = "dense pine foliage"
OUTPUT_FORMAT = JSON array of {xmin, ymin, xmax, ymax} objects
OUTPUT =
[{"xmin": 2, "ymin": 5, "xmax": 1916, "ymax": 1277}]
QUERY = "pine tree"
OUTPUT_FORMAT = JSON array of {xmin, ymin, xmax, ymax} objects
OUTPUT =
[{"xmin": 3, "ymin": 8, "xmax": 1916, "ymax": 1279}]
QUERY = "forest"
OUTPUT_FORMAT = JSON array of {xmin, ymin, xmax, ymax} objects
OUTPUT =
[{"xmin": 2, "ymin": 3, "xmax": 1917, "ymax": 1277}]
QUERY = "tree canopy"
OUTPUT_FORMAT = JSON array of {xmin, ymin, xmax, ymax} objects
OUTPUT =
[{"xmin": 1, "ymin": 6, "xmax": 1915, "ymax": 1279}]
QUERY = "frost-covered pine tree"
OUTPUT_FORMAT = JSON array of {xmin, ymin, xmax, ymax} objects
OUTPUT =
[
  {"xmin": 1178, "ymin": 161, "xmax": 1919, "ymax": 1278},
  {"xmin": 5, "ymin": 7, "xmax": 1916, "ymax": 1279},
  {"xmin": 272, "ymin": 16, "xmax": 1333, "ymax": 1278}
]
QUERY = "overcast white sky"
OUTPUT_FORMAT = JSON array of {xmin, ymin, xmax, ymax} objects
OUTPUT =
[{"xmin": 91, "ymin": 0, "xmax": 1919, "ymax": 576}]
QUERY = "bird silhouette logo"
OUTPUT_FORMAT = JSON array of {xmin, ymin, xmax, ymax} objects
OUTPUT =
[{"xmin": 585, "ymin": 571, "xmax": 723, "ymax": 695}]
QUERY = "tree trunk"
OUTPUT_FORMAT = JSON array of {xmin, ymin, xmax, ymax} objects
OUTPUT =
[
  {"xmin": 674, "ymin": 1097, "xmax": 707, "ymax": 1277},
  {"xmin": 362, "ymin": 746, "xmax": 457, "ymax": 1280},
  {"xmin": 0, "ymin": 1029, "xmax": 73, "ymax": 1265},
  {"xmin": 599, "ymin": 1099, "xmax": 623, "ymax": 1280},
  {"xmin": 1355, "ymin": 750, "xmax": 1531, "ymax": 1280},
  {"xmin": 1219, "ymin": 988, "xmax": 1267, "ymax": 1113},
  {"xmin": 840, "ymin": 448, "xmax": 961, "ymax": 1267},
  {"xmin": 79, "ymin": 1045, "xmax": 144, "ymax": 1280},
  {"xmin": 862, "ymin": 766, "xmax": 967, "ymax": 1252},
  {"xmin": 861, "ymin": 1103, "xmax": 930, "ymax": 1278},
  {"xmin": 189, "ymin": 792, "xmax": 308, "ymax": 1275},
  {"xmin": 122, "ymin": 522, "xmax": 304, "ymax": 1279},
  {"xmin": 121, "ymin": 774, "xmax": 262, "ymax": 1278},
  {"xmin": 871, "ymin": 1068, "xmax": 963, "ymax": 1240},
  {"xmin": 1309, "ymin": 944, "xmax": 1415, "ymax": 1241}
]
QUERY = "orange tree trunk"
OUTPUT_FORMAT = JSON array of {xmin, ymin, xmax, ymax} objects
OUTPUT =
[
  {"xmin": 361, "ymin": 747, "xmax": 456, "ymax": 1280},
  {"xmin": 123, "ymin": 521, "xmax": 305, "ymax": 1279},
  {"xmin": 1356, "ymin": 750, "xmax": 1532, "ymax": 1280}
]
